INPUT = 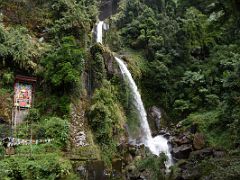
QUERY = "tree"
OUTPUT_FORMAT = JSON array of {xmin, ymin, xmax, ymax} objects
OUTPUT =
[{"xmin": 41, "ymin": 36, "xmax": 84, "ymax": 93}]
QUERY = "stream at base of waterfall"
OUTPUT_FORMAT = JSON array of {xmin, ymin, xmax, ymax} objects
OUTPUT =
[{"xmin": 95, "ymin": 21, "xmax": 173, "ymax": 170}]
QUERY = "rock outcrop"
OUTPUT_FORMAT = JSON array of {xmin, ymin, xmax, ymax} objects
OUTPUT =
[
  {"xmin": 99, "ymin": 0, "xmax": 121, "ymax": 20},
  {"xmin": 70, "ymin": 100, "xmax": 89, "ymax": 148},
  {"xmin": 148, "ymin": 106, "xmax": 162, "ymax": 132},
  {"xmin": 193, "ymin": 133, "xmax": 205, "ymax": 150},
  {"xmin": 172, "ymin": 144, "xmax": 193, "ymax": 159}
]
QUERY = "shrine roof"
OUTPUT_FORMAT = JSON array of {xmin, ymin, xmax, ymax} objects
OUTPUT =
[{"xmin": 15, "ymin": 75, "xmax": 37, "ymax": 83}]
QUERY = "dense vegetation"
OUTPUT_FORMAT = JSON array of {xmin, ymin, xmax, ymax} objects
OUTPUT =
[
  {"xmin": 0, "ymin": 0, "xmax": 98, "ymax": 178},
  {"xmin": 107, "ymin": 0, "xmax": 240, "ymax": 178},
  {"xmin": 0, "ymin": 0, "xmax": 240, "ymax": 179},
  {"xmin": 112, "ymin": 0, "xmax": 240, "ymax": 148}
]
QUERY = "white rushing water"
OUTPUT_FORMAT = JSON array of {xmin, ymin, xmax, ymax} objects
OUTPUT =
[
  {"xmin": 115, "ymin": 57, "xmax": 172, "ymax": 169},
  {"xmin": 95, "ymin": 21, "xmax": 173, "ymax": 169},
  {"xmin": 96, "ymin": 21, "xmax": 104, "ymax": 43}
]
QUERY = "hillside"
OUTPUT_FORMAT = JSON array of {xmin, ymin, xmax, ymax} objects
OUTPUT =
[{"xmin": 0, "ymin": 0, "xmax": 240, "ymax": 179}]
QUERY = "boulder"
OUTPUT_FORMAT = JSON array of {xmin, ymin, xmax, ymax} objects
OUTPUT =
[
  {"xmin": 123, "ymin": 153, "xmax": 133, "ymax": 164},
  {"xmin": 102, "ymin": 51, "xmax": 121, "ymax": 77},
  {"xmin": 190, "ymin": 148, "xmax": 213, "ymax": 160},
  {"xmin": 213, "ymin": 150, "xmax": 225, "ymax": 158},
  {"xmin": 193, "ymin": 133, "xmax": 205, "ymax": 150},
  {"xmin": 148, "ymin": 106, "xmax": 162, "ymax": 131},
  {"xmin": 172, "ymin": 134, "xmax": 192, "ymax": 146},
  {"xmin": 86, "ymin": 160, "xmax": 105, "ymax": 180},
  {"xmin": 172, "ymin": 144, "xmax": 192, "ymax": 159},
  {"xmin": 112, "ymin": 159, "xmax": 123, "ymax": 179},
  {"xmin": 99, "ymin": 0, "xmax": 120, "ymax": 20}
]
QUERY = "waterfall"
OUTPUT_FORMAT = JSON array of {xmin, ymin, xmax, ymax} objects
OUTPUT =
[
  {"xmin": 96, "ymin": 21, "xmax": 104, "ymax": 43},
  {"xmin": 115, "ymin": 57, "xmax": 172, "ymax": 169},
  {"xmin": 94, "ymin": 21, "xmax": 172, "ymax": 169}
]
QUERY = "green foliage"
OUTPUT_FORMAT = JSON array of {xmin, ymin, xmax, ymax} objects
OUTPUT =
[
  {"xmin": 136, "ymin": 153, "xmax": 167, "ymax": 180},
  {"xmin": 182, "ymin": 7, "xmax": 216, "ymax": 53},
  {"xmin": 92, "ymin": 52, "xmax": 106, "ymax": 88},
  {"xmin": 43, "ymin": 117, "xmax": 70, "ymax": 147},
  {"xmin": 15, "ymin": 144, "xmax": 59, "ymax": 155},
  {"xmin": 41, "ymin": 36, "xmax": 84, "ymax": 92},
  {"xmin": 50, "ymin": 0, "xmax": 98, "ymax": 40},
  {"xmin": 89, "ymin": 81, "xmax": 124, "ymax": 144},
  {"xmin": 35, "ymin": 92, "xmax": 71, "ymax": 116},
  {"xmin": 88, "ymin": 80, "xmax": 125, "ymax": 165},
  {"xmin": 0, "ymin": 153, "xmax": 74, "ymax": 180},
  {"xmin": 16, "ymin": 117, "xmax": 69, "ymax": 148},
  {"xmin": 183, "ymin": 110, "xmax": 232, "ymax": 148},
  {"xmin": 2, "ymin": 70, "xmax": 14, "ymax": 85},
  {"xmin": 25, "ymin": 108, "xmax": 40, "ymax": 123},
  {"xmin": 0, "ymin": 145, "xmax": 5, "ymax": 158},
  {"xmin": 197, "ymin": 156, "xmax": 240, "ymax": 180},
  {"xmin": 0, "ymin": 24, "xmax": 46, "ymax": 71}
]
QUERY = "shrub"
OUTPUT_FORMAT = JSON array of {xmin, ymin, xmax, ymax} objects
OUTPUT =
[
  {"xmin": 42, "ymin": 117, "xmax": 70, "ymax": 148},
  {"xmin": 41, "ymin": 36, "xmax": 84, "ymax": 93},
  {"xmin": 0, "ymin": 153, "xmax": 74, "ymax": 179}
]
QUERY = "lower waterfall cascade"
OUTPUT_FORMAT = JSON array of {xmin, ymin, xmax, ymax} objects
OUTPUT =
[{"xmin": 95, "ymin": 21, "xmax": 173, "ymax": 169}]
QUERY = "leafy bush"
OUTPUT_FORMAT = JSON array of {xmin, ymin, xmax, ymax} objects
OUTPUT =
[
  {"xmin": 136, "ymin": 153, "xmax": 167, "ymax": 180},
  {"xmin": 89, "ymin": 81, "xmax": 125, "ymax": 144},
  {"xmin": 88, "ymin": 81, "xmax": 125, "ymax": 165},
  {"xmin": 25, "ymin": 108, "xmax": 40, "ymax": 123},
  {"xmin": 35, "ymin": 93, "xmax": 71, "ymax": 116},
  {"xmin": 197, "ymin": 156, "xmax": 240, "ymax": 180},
  {"xmin": 41, "ymin": 36, "xmax": 84, "ymax": 93},
  {"xmin": 2, "ymin": 71, "xmax": 14, "ymax": 85},
  {"xmin": 42, "ymin": 117, "xmax": 70, "ymax": 148},
  {"xmin": 50, "ymin": 0, "xmax": 97, "ymax": 40},
  {"xmin": 15, "ymin": 116, "xmax": 69, "ymax": 148},
  {"xmin": 0, "ymin": 153, "xmax": 75, "ymax": 180},
  {"xmin": 0, "ymin": 23, "xmax": 46, "ymax": 71}
]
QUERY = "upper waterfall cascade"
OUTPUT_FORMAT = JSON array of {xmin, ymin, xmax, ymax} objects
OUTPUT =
[
  {"xmin": 96, "ymin": 21, "xmax": 104, "ymax": 44},
  {"xmin": 95, "ymin": 21, "xmax": 173, "ymax": 169}
]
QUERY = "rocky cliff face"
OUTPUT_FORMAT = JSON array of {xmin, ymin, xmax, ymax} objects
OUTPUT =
[{"xmin": 99, "ymin": 0, "xmax": 121, "ymax": 20}]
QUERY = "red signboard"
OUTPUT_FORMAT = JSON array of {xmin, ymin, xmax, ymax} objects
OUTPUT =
[{"xmin": 14, "ymin": 83, "xmax": 32, "ymax": 108}]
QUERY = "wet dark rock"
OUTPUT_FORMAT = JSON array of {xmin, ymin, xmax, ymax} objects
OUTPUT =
[
  {"xmin": 189, "ymin": 123, "xmax": 198, "ymax": 134},
  {"xmin": 148, "ymin": 106, "xmax": 162, "ymax": 132},
  {"xmin": 123, "ymin": 152, "xmax": 133, "ymax": 164},
  {"xmin": 213, "ymin": 150, "xmax": 225, "ymax": 158},
  {"xmin": 193, "ymin": 133, "xmax": 205, "ymax": 150},
  {"xmin": 173, "ymin": 135, "xmax": 192, "ymax": 146},
  {"xmin": 163, "ymin": 132, "xmax": 171, "ymax": 139},
  {"xmin": 170, "ymin": 132, "xmax": 193, "ymax": 148},
  {"xmin": 99, "ymin": 0, "xmax": 120, "ymax": 20},
  {"xmin": 190, "ymin": 148, "xmax": 213, "ymax": 160},
  {"xmin": 172, "ymin": 144, "xmax": 193, "ymax": 159},
  {"xmin": 158, "ymin": 129, "xmax": 167, "ymax": 135},
  {"xmin": 102, "ymin": 51, "xmax": 121, "ymax": 77},
  {"xmin": 86, "ymin": 160, "xmax": 106, "ymax": 180},
  {"xmin": 112, "ymin": 159, "xmax": 123, "ymax": 178},
  {"xmin": 0, "ymin": 117, "xmax": 5, "ymax": 124},
  {"xmin": 181, "ymin": 168, "xmax": 201, "ymax": 180}
]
